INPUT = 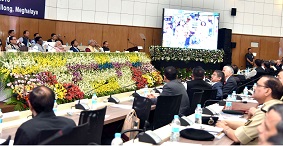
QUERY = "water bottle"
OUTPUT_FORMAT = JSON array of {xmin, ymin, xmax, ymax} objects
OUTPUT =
[
  {"xmin": 170, "ymin": 127, "xmax": 180, "ymax": 142},
  {"xmin": 195, "ymin": 104, "xmax": 202, "ymax": 125},
  {"xmin": 243, "ymin": 86, "xmax": 248, "ymax": 96},
  {"xmin": 111, "ymin": 133, "xmax": 123, "ymax": 146},
  {"xmin": 53, "ymin": 100, "xmax": 58, "ymax": 112},
  {"xmin": 91, "ymin": 99, "xmax": 97, "ymax": 110},
  {"xmin": 66, "ymin": 42, "xmax": 69, "ymax": 46},
  {"xmin": 225, "ymin": 101, "xmax": 232, "ymax": 110},
  {"xmin": 92, "ymin": 92, "xmax": 97, "ymax": 101},
  {"xmin": 144, "ymin": 84, "xmax": 149, "ymax": 96},
  {"xmin": 232, "ymin": 91, "xmax": 236, "ymax": 101},
  {"xmin": 0, "ymin": 109, "xmax": 3, "ymax": 138},
  {"xmin": 171, "ymin": 115, "xmax": 181, "ymax": 128}
]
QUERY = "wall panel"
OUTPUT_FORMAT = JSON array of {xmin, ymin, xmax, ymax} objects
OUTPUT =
[
  {"xmin": 0, "ymin": 15, "xmax": 20, "ymax": 49},
  {"xmin": 75, "ymin": 23, "xmax": 103, "ymax": 47},
  {"xmin": 153, "ymin": 28, "xmax": 162, "ymax": 46},
  {"xmin": 259, "ymin": 37, "xmax": 280, "ymax": 60},
  {"xmin": 38, "ymin": 20, "xmax": 56, "ymax": 40},
  {"xmin": 102, "ymin": 25, "xmax": 128, "ymax": 52},
  {"xmin": 56, "ymin": 21, "xmax": 76, "ymax": 45},
  {"xmin": 19, "ymin": 18, "xmax": 39, "ymax": 39},
  {"xmin": 231, "ymin": 34, "xmax": 242, "ymax": 67}
]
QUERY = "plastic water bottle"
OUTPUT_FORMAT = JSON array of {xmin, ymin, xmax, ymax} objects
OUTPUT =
[
  {"xmin": 91, "ymin": 99, "xmax": 97, "ymax": 110},
  {"xmin": 225, "ymin": 101, "xmax": 232, "ymax": 110},
  {"xmin": 227, "ymin": 94, "xmax": 232, "ymax": 101},
  {"xmin": 111, "ymin": 133, "xmax": 123, "ymax": 146},
  {"xmin": 171, "ymin": 115, "xmax": 181, "ymax": 128},
  {"xmin": 170, "ymin": 127, "xmax": 180, "ymax": 142},
  {"xmin": 243, "ymin": 86, "xmax": 249, "ymax": 96},
  {"xmin": 92, "ymin": 92, "xmax": 97, "ymax": 101},
  {"xmin": 53, "ymin": 100, "xmax": 58, "ymax": 112},
  {"xmin": 144, "ymin": 84, "xmax": 149, "ymax": 96},
  {"xmin": 66, "ymin": 42, "xmax": 69, "ymax": 46},
  {"xmin": 0, "ymin": 109, "xmax": 3, "ymax": 138},
  {"xmin": 195, "ymin": 104, "xmax": 202, "ymax": 125},
  {"xmin": 232, "ymin": 91, "xmax": 236, "ymax": 101}
]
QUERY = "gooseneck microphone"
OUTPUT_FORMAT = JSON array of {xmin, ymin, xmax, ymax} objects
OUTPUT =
[{"xmin": 108, "ymin": 82, "xmax": 139, "ymax": 104}]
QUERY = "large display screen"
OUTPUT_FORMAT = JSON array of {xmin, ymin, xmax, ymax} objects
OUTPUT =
[{"xmin": 162, "ymin": 9, "xmax": 220, "ymax": 50}]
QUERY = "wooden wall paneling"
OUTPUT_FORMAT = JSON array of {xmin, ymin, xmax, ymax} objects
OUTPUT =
[
  {"xmin": 239, "ymin": 35, "xmax": 261, "ymax": 69},
  {"xmin": 231, "ymin": 34, "xmax": 242, "ymax": 67},
  {"xmin": 19, "ymin": 17, "xmax": 39, "ymax": 40},
  {"xmin": 38, "ymin": 20, "xmax": 56, "ymax": 40},
  {"xmin": 75, "ymin": 23, "xmax": 103, "ymax": 46},
  {"xmin": 153, "ymin": 28, "xmax": 162, "ymax": 46},
  {"xmin": 144, "ymin": 28, "xmax": 154, "ymax": 53},
  {"xmin": 102, "ymin": 25, "xmax": 128, "ymax": 52},
  {"xmin": 259, "ymin": 37, "xmax": 280, "ymax": 60},
  {"xmin": 0, "ymin": 15, "xmax": 20, "ymax": 49},
  {"xmin": 128, "ymin": 27, "xmax": 148, "ymax": 52},
  {"xmin": 56, "ymin": 21, "xmax": 76, "ymax": 45}
]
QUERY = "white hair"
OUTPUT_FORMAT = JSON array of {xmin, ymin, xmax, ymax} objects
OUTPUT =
[{"xmin": 224, "ymin": 66, "xmax": 234, "ymax": 74}]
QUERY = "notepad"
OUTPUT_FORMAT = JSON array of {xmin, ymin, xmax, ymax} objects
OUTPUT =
[{"xmin": 110, "ymin": 104, "xmax": 132, "ymax": 109}]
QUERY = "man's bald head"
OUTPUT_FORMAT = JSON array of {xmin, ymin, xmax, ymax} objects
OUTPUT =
[{"xmin": 29, "ymin": 86, "xmax": 55, "ymax": 114}]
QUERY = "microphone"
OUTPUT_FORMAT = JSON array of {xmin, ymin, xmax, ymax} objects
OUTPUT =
[
  {"xmin": 127, "ymin": 38, "xmax": 137, "ymax": 47},
  {"xmin": 47, "ymin": 44, "xmax": 56, "ymax": 52},
  {"xmin": 108, "ymin": 82, "xmax": 138, "ymax": 104},
  {"xmin": 75, "ymin": 81, "xmax": 109, "ymax": 110},
  {"xmin": 39, "ymin": 125, "xmax": 73, "ymax": 145}
]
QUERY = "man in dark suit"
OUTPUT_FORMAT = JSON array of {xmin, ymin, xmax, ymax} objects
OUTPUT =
[
  {"xmin": 14, "ymin": 86, "xmax": 76, "ymax": 145},
  {"xmin": 211, "ymin": 70, "xmax": 225, "ymax": 99},
  {"xmin": 102, "ymin": 41, "xmax": 110, "ymax": 52},
  {"xmin": 147, "ymin": 66, "xmax": 190, "ymax": 116},
  {"xmin": 222, "ymin": 66, "xmax": 237, "ymax": 97},
  {"xmin": 70, "ymin": 39, "xmax": 80, "ymax": 52}
]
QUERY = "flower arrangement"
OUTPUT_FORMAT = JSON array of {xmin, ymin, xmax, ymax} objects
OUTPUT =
[
  {"xmin": 149, "ymin": 46, "xmax": 224, "ymax": 63},
  {"xmin": 0, "ymin": 52, "xmax": 163, "ymax": 111}
]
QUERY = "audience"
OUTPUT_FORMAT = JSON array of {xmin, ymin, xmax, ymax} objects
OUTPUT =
[
  {"xmin": 258, "ymin": 104, "xmax": 283, "ymax": 145},
  {"xmin": 31, "ymin": 36, "xmax": 45, "ymax": 52},
  {"xmin": 6, "ymin": 29, "xmax": 15, "ymax": 46},
  {"xmin": 47, "ymin": 33, "xmax": 57, "ymax": 42},
  {"xmin": 14, "ymin": 86, "xmax": 76, "ymax": 145},
  {"xmin": 54, "ymin": 41, "xmax": 65, "ymax": 52},
  {"xmin": 275, "ymin": 60, "xmax": 282, "ymax": 70},
  {"xmin": 102, "ymin": 41, "xmax": 110, "ymax": 52},
  {"xmin": 222, "ymin": 65, "xmax": 237, "ymax": 97},
  {"xmin": 216, "ymin": 76, "xmax": 283, "ymax": 144},
  {"xmin": 31, "ymin": 33, "xmax": 40, "ymax": 45},
  {"xmin": 147, "ymin": 66, "xmax": 190, "ymax": 116},
  {"xmin": 6, "ymin": 36, "xmax": 20, "ymax": 51},
  {"xmin": 211, "ymin": 70, "xmax": 224, "ymax": 99},
  {"xmin": 18, "ymin": 30, "xmax": 30, "ymax": 47},
  {"xmin": 70, "ymin": 39, "xmax": 80, "ymax": 52}
]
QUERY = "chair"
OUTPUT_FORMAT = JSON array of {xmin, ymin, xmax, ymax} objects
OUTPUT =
[
  {"xmin": 200, "ymin": 89, "xmax": 218, "ymax": 106},
  {"xmin": 78, "ymin": 106, "xmax": 107, "ymax": 145},
  {"xmin": 0, "ymin": 135, "xmax": 11, "ymax": 145},
  {"xmin": 187, "ymin": 88, "xmax": 203, "ymax": 106},
  {"xmin": 188, "ymin": 90, "xmax": 204, "ymax": 115},
  {"xmin": 132, "ymin": 94, "xmax": 152, "ymax": 130},
  {"xmin": 85, "ymin": 48, "xmax": 91, "ymax": 52},
  {"xmin": 151, "ymin": 94, "xmax": 182, "ymax": 130},
  {"xmin": 40, "ymin": 123, "xmax": 89, "ymax": 145}
]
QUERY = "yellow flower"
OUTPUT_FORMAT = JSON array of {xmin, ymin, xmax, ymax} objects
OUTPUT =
[{"xmin": 52, "ymin": 83, "xmax": 67, "ymax": 99}]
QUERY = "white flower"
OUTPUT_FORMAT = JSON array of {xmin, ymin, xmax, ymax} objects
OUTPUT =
[{"xmin": 7, "ymin": 83, "xmax": 12, "ymax": 86}]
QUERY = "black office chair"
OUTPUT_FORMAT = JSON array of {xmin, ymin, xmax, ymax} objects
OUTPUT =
[
  {"xmin": 200, "ymin": 89, "xmax": 218, "ymax": 106},
  {"xmin": 151, "ymin": 94, "xmax": 182, "ymax": 130},
  {"xmin": 78, "ymin": 106, "xmax": 107, "ymax": 145},
  {"xmin": 0, "ymin": 135, "xmax": 11, "ymax": 145},
  {"xmin": 188, "ymin": 90, "xmax": 204, "ymax": 115},
  {"xmin": 39, "ymin": 122, "xmax": 89, "ymax": 145},
  {"xmin": 132, "ymin": 94, "xmax": 152, "ymax": 130}
]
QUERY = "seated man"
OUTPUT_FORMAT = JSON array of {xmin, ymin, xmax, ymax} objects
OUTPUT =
[
  {"xmin": 102, "ymin": 41, "xmax": 110, "ymax": 52},
  {"xmin": 211, "ymin": 70, "xmax": 224, "ymax": 99},
  {"xmin": 86, "ymin": 40, "xmax": 103, "ymax": 52},
  {"xmin": 31, "ymin": 36, "xmax": 45, "ymax": 52},
  {"xmin": 216, "ymin": 76, "xmax": 283, "ymax": 145},
  {"xmin": 246, "ymin": 59, "xmax": 266, "ymax": 79},
  {"xmin": 47, "ymin": 33, "xmax": 57, "ymax": 42},
  {"xmin": 6, "ymin": 36, "xmax": 20, "ymax": 51},
  {"xmin": 222, "ymin": 65, "xmax": 237, "ymax": 97},
  {"xmin": 258, "ymin": 104, "xmax": 283, "ymax": 145},
  {"xmin": 14, "ymin": 86, "xmax": 76, "ymax": 145},
  {"xmin": 231, "ymin": 64, "xmax": 246, "ymax": 83},
  {"xmin": 70, "ymin": 39, "xmax": 80, "ymax": 52},
  {"xmin": 147, "ymin": 66, "xmax": 190, "ymax": 116},
  {"xmin": 54, "ymin": 41, "xmax": 65, "ymax": 52}
]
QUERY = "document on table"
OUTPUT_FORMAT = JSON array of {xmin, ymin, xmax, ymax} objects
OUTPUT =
[
  {"xmin": 219, "ymin": 112, "xmax": 247, "ymax": 122},
  {"xmin": 110, "ymin": 104, "xmax": 132, "ymax": 109}
]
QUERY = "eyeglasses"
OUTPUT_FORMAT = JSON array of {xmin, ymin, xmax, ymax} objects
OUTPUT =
[{"xmin": 255, "ymin": 83, "xmax": 268, "ymax": 88}]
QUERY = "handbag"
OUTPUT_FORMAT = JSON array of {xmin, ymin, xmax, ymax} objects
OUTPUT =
[{"xmin": 122, "ymin": 109, "xmax": 140, "ymax": 140}]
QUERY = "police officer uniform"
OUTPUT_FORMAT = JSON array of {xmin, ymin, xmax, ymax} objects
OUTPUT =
[{"xmin": 234, "ymin": 99, "xmax": 282, "ymax": 145}]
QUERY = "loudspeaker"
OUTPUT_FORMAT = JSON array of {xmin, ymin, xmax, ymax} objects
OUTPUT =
[
  {"xmin": 218, "ymin": 28, "xmax": 232, "ymax": 53},
  {"xmin": 231, "ymin": 42, "xmax": 236, "ymax": 48},
  {"xmin": 231, "ymin": 8, "xmax": 237, "ymax": 16}
]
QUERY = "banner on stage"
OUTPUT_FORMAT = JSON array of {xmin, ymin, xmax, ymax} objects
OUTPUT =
[{"xmin": 0, "ymin": 0, "xmax": 45, "ymax": 19}]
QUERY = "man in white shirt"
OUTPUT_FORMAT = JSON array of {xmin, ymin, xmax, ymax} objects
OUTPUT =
[
  {"xmin": 31, "ymin": 36, "xmax": 45, "ymax": 52},
  {"xmin": 5, "ymin": 30, "xmax": 15, "ymax": 46}
]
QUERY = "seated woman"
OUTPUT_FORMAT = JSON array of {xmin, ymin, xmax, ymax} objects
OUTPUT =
[
  {"xmin": 54, "ymin": 41, "xmax": 65, "ymax": 52},
  {"xmin": 211, "ymin": 70, "xmax": 225, "ymax": 99}
]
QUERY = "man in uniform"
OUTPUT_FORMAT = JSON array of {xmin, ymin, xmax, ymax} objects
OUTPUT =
[
  {"xmin": 245, "ymin": 48, "xmax": 254, "ymax": 68},
  {"xmin": 216, "ymin": 76, "xmax": 283, "ymax": 145}
]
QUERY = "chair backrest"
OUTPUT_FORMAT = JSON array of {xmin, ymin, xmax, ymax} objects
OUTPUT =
[
  {"xmin": 132, "ymin": 95, "xmax": 152, "ymax": 129},
  {"xmin": 200, "ymin": 89, "xmax": 218, "ymax": 106},
  {"xmin": 85, "ymin": 48, "xmax": 91, "ymax": 52},
  {"xmin": 78, "ymin": 106, "xmax": 107, "ymax": 145},
  {"xmin": 1, "ymin": 135, "xmax": 11, "ymax": 145},
  {"xmin": 187, "ymin": 88, "xmax": 203, "ymax": 105},
  {"xmin": 188, "ymin": 90, "xmax": 204, "ymax": 115},
  {"xmin": 151, "ymin": 94, "xmax": 182, "ymax": 130},
  {"xmin": 46, "ymin": 123, "xmax": 89, "ymax": 145}
]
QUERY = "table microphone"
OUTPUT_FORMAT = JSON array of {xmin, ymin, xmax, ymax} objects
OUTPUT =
[
  {"xmin": 75, "ymin": 81, "xmax": 108, "ymax": 110},
  {"xmin": 108, "ymin": 82, "xmax": 138, "ymax": 104},
  {"xmin": 39, "ymin": 125, "xmax": 73, "ymax": 145}
]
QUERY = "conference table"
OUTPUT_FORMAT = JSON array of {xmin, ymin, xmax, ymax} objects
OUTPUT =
[{"xmin": 1, "ymin": 88, "xmax": 258, "ymax": 145}]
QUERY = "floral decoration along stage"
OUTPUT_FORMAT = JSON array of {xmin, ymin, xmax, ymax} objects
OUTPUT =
[
  {"xmin": 149, "ymin": 46, "xmax": 224, "ymax": 64},
  {"xmin": 0, "ymin": 52, "xmax": 163, "ymax": 111}
]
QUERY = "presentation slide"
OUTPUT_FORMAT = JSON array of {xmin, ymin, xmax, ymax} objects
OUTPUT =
[{"xmin": 162, "ymin": 9, "xmax": 220, "ymax": 50}]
